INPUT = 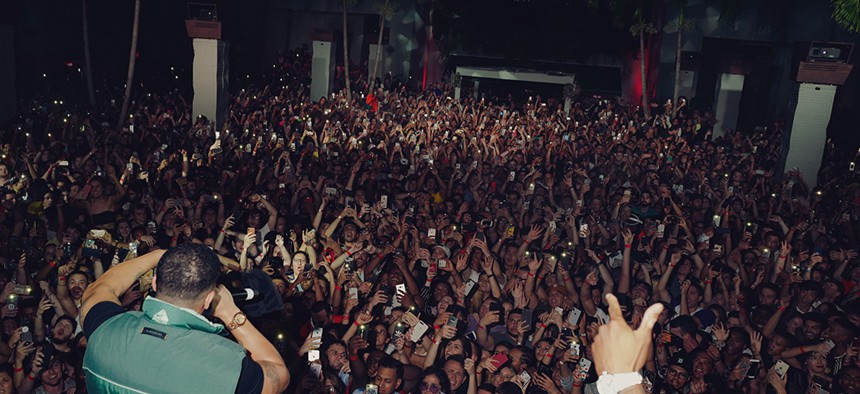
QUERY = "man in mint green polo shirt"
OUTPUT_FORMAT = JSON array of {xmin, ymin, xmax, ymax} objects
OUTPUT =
[{"xmin": 81, "ymin": 244, "xmax": 289, "ymax": 393}]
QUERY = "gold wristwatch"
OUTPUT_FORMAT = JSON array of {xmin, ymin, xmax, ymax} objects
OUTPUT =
[{"xmin": 226, "ymin": 312, "xmax": 247, "ymax": 331}]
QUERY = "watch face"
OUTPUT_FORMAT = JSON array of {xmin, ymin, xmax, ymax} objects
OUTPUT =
[{"xmin": 234, "ymin": 313, "xmax": 247, "ymax": 325}]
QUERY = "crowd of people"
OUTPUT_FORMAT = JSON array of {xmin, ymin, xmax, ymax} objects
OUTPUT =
[{"xmin": 0, "ymin": 45, "xmax": 858, "ymax": 394}]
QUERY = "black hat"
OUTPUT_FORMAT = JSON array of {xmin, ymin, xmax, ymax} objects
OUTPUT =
[{"xmin": 669, "ymin": 352, "xmax": 692, "ymax": 373}]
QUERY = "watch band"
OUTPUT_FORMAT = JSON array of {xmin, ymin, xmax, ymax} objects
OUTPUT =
[{"xmin": 227, "ymin": 312, "xmax": 247, "ymax": 331}]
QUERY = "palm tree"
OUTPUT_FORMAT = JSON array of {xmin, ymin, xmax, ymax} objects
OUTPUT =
[
  {"xmin": 630, "ymin": 14, "xmax": 657, "ymax": 118},
  {"xmin": 666, "ymin": 0, "xmax": 693, "ymax": 116},
  {"xmin": 341, "ymin": 0, "xmax": 357, "ymax": 105},
  {"xmin": 587, "ymin": 0, "xmax": 655, "ymax": 117},
  {"xmin": 82, "ymin": 0, "xmax": 96, "ymax": 106},
  {"xmin": 118, "ymin": 0, "xmax": 140, "ymax": 127},
  {"xmin": 832, "ymin": 0, "xmax": 860, "ymax": 32},
  {"xmin": 369, "ymin": 0, "xmax": 397, "ymax": 92}
]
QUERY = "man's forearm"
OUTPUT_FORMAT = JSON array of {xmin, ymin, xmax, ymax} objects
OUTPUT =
[
  {"xmin": 86, "ymin": 249, "xmax": 164, "ymax": 300},
  {"xmin": 217, "ymin": 306, "xmax": 289, "ymax": 392}
]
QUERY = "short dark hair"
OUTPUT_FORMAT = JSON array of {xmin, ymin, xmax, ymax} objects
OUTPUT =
[
  {"xmin": 670, "ymin": 315, "xmax": 698, "ymax": 337},
  {"xmin": 497, "ymin": 381, "xmax": 522, "ymax": 394},
  {"xmin": 377, "ymin": 356, "xmax": 404, "ymax": 381},
  {"xmin": 155, "ymin": 244, "xmax": 221, "ymax": 301}
]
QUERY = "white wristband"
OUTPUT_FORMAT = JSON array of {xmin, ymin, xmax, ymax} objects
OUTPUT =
[{"xmin": 596, "ymin": 372, "xmax": 642, "ymax": 394}]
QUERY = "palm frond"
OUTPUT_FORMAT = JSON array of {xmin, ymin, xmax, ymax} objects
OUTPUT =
[{"xmin": 832, "ymin": 0, "xmax": 860, "ymax": 33}]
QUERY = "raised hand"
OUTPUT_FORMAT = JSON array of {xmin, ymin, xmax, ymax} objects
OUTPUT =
[{"xmin": 592, "ymin": 294, "xmax": 664, "ymax": 375}]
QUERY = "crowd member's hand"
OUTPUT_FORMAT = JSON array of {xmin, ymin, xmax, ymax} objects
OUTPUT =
[
  {"xmin": 369, "ymin": 290, "xmax": 388, "ymax": 309},
  {"xmin": 298, "ymin": 333, "xmax": 322, "ymax": 356},
  {"xmin": 712, "ymin": 323, "xmax": 729, "ymax": 343},
  {"xmin": 690, "ymin": 379, "xmax": 707, "ymax": 394},
  {"xmin": 242, "ymin": 233, "xmax": 256, "ymax": 250},
  {"xmin": 222, "ymin": 215, "xmax": 235, "ymax": 231},
  {"xmin": 15, "ymin": 340, "xmax": 35, "ymax": 361},
  {"xmin": 435, "ymin": 325, "xmax": 456, "ymax": 340},
  {"xmin": 30, "ymin": 348, "xmax": 46, "ymax": 375},
  {"xmin": 479, "ymin": 310, "xmax": 500, "ymax": 328},
  {"xmin": 767, "ymin": 369, "xmax": 788, "ymax": 394},
  {"xmin": 534, "ymin": 373, "xmax": 561, "ymax": 394},
  {"xmin": 592, "ymin": 294, "xmax": 663, "ymax": 375}
]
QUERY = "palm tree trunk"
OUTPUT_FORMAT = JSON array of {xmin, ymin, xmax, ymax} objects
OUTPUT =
[
  {"xmin": 673, "ymin": 12, "xmax": 682, "ymax": 116},
  {"xmin": 342, "ymin": 1, "xmax": 352, "ymax": 105},
  {"xmin": 82, "ymin": 0, "xmax": 96, "ymax": 107},
  {"xmin": 640, "ymin": 31, "xmax": 649, "ymax": 118},
  {"xmin": 369, "ymin": 8, "xmax": 385, "ymax": 92},
  {"xmin": 118, "ymin": 0, "xmax": 140, "ymax": 127}
]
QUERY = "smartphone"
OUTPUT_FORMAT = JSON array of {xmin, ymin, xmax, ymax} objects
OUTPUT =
[
  {"xmin": 521, "ymin": 309, "xmax": 534, "ymax": 330},
  {"xmin": 851, "ymin": 162, "xmax": 856, "ymax": 172},
  {"xmin": 519, "ymin": 371, "xmax": 531, "ymax": 386},
  {"xmin": 427, "ymin": 228, "xmax": 436, "ymax": 239},
  {"xmin": 411, "ymin": 321, "xmax": 430, "ymax": 342},
  {"xmin": 656, "ymin": 223, "xmax": 665, "ymax": 238},
  {"xmin": 567, "ymin": 308, "xmax": 583, "ymax": 326},
  {"xmin": 20, "ymin": 326, "xmax": 32, "ymax": 344},
  {"xmin": 310, "ymin": 363, "xmax": 322, "ymax": 379},
  {"xmin": 570, "ymin": 340, "xmax": 581, "ymax": 357},
  {"xmin": 713, "ymin": 244, "xmax": 723, "ymax": 254},
  {"xmin": 508, "ymin": 171, "xmax": 516, "ymax": 182},
  {"xmin": 247, "ymin": 227, "xmax": 256, "ymax": 236},
  {"xmin": 491, "ymin": 353, "xmax": 509, "ymax": 368},
  {"xmin": 58, "ymin": 161, "xmax": 69, "ymax": 167},
  {"xmin": 324, "ymin": 187, "xmax": 337, "ymax": 196},
  {"xmin": 712, "ymin": 214, "xmax": 722, "ymax": 227},
  {"xmin": 465, "ymin": 331, "xmax": 478, "ymax": 341},
  {"xmin": 447, "ymin": 315, "xmax": 459, "ymax": 327},
  {"xmin": 380, "ymin": 195, "xmax": 388, "ymax": 209},
  {"xmin": 308, "ymin": 349, "xmax": 320, "ymax": 362},
  {"xmin": 579, "ymin": 358, "xmax": 592, "ymax": 374},
  {"xmin": 505, "ymin": 225, "xmax": 516, "ymax": 238},
  {"xmin": 365, "ymin": 384, "xmax": 379, "ymax": 394},
  {"xmin": 349, "ymin": 287, "xmax": 359, "ymax": 300},
  {"xmin": 579, "ymin": 223, "xmax": 588, "ymax": 237},
  {"xmin": 773, "ymin": 360, "xmax": 790, "ymax": 378},
  {"xmin": 312, "ymin": 328, "xmax": 323, "ymax": 339},
  {"xmin": 823, "ymin": 339, "xmax": 836, "ymax": 353},
  {"xmin": 576, "ymin": 199, "xmax": 583, "ymax": 208},
  {"xmin": 13, "ymin": 285, "xmax": 31, "ymax": 296},
  {"xmin": 555, "ymin": 307, "xmax": 565, "ymax": 317},
  {"xmin": 746, "ymin": 359, "xmax": 760, "ymax": 379}
]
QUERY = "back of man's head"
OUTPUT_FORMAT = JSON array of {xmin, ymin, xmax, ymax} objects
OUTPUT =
[{"xmin": 155, "ymin": 244, "xmax": 221, "ymax": 302}]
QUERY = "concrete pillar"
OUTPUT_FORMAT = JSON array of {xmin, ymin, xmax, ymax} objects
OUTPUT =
[
  {"xmin": 311, "ymin": 40, "xmax": 334, "ymax": 103},
  {"xmin": 784, "ymin": 83, "xmax": 836, "ymax": 186},
  {"xmin": 472, "ymin": 80, "xmax": 480, "ymax": 99},
  {"xmin": 678, "ymin": 70, "xmax": 697, "ymax": 100},
  {"xmin": 454, "ymin": 87, "xmax": 461, "ymax": 100},
  {"xmin": 192, "ymin": 38, "xmax": 229, "ymax": 128},
  {"xmin": 713, "ymin": 73, "xmax": 744, "ymax": 139}
]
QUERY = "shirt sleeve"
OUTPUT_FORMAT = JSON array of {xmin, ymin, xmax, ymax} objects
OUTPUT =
[
  {"xmin": 82, "ymin": 302, "xmax": 127, "ymax": 338},
  {"xmin": 234, "ymin": 355, "xmax": 264, "ymax": 394}
]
